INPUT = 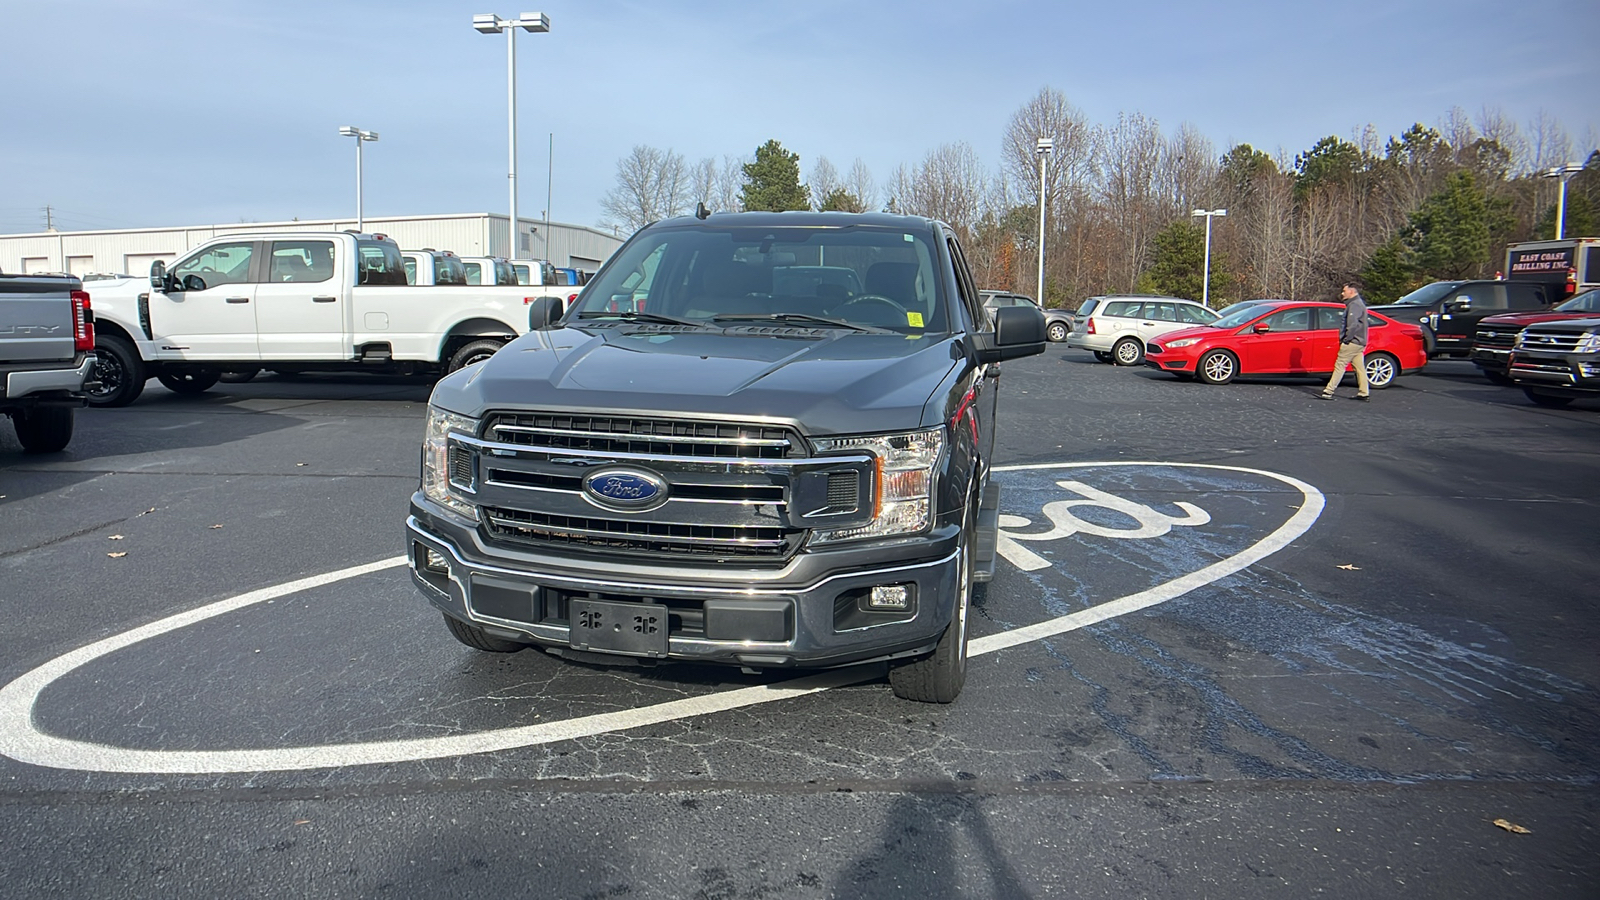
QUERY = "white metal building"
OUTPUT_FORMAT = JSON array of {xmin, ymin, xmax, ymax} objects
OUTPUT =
[{"xmin": 0, "ymin": 212, "xmax": 625, "ymax": 278}]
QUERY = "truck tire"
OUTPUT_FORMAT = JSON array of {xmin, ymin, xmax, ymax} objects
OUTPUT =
[
  {"xmin": 443, "ymin": 613, "xmax": 528, "ymax": 653},
  {"xmin": 86, "ymin": 334, "xmax": 146, "ymax": 408},
  {"xmin": 1523, "ymin": 389, "xmax": 1573, "ymax": 409},
  {"xmin": 447, "ymin": 339, "xmax": 506, "ymax": 374},
  {"xmin": 12, "ymin": 407, "xmax": 74, "ymax": 453},
  {"xmin": 157, "ymin": 367, "xmax": 221, "ymax": 395},
  {"xmin": 889, "ymin": 525, "xmax": 973, "ymax": 703}
]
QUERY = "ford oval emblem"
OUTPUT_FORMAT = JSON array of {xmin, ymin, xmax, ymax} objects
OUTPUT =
[{"xmin": 583, "ymin": 468, "xmax": 668, "ymax": 510}]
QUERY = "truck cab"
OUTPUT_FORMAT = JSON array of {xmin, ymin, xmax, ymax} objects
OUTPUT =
[
  {"xmin": 402, "ymin": 250, "xmax": 469, "ymax": 286},
  {"xmin": 458, "ymin": 257, "xmax": 518, "ymax": 287}
]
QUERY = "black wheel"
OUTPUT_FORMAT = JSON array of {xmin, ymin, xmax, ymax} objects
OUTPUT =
[
  {"xmin": 889, "ymin": 523, "xmax": 973, "ymax": 703},
  {"xmin": 1093, "ymin": 351, "xmax": 1114, "ymax": 363},
  {"xmin": 12, "ymin": 407, "xmax": 74, "ymax": 453},
  {"xmin": 1481, "ymin": 370, "xmax": 1512, "ymax": 386},
  {"xmin": 447, "ymin": 339, "xmax": 506, "ymax": 374},
  {"xmin": 1197, "ymin": 349, "xmax": 1237, "ymax": 384},
  {"xmin": 1112, "ymin": 337, "xmax": 1144, "ymax": 366},
  {"xmin": 1046, "ymin": 321, "xmax": 1069, "ymax": 342},
  {"xmin": 86, "ymin": 334, "xmax": 146, "ymax": 408},
  {"xmin": 443, "ymin": 613, "xmax": 527, "ymax": 653},
  {"xmin": 1363, "ymin": 352, "xmax": 1399, "ymax": 389},
  {"xmin": 219, "ymin": 368, "xmax": 260, "ymax": 383},
  {"xmin": 1523, "ymin": 389, "xmax": 1573, "ymax": 409},
  {"xmin": 156, "ymin": 367, "xmax": 221, "ymax": 395}
]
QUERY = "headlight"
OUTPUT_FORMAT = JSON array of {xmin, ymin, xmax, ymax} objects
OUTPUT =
[
  {"xmin": 1164, "ymin": 337, "xmax": 1200, "ymax": 348},
  {"xmin": 422, "ymin": 406, "xmax": 479, "ymax": 521},
  {"xmin": 808, "ymin": 428, "xmax": 943, "ymax": 543},
  {"xmin": 1576, "ymin": 333, "xmax": 1600, "ymax": 354}
]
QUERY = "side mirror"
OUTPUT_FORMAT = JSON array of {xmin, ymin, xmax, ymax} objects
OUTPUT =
[
  {"xmin": 1253, "ymin": 323, "xmax": 1271, "ymax": 333},
  {"xmin": 977, "ymin": 305, "xmax": 1045, "ymax": 363},
  {"xmin": 149, "ymin": 260, "xmax": 167, "ymax": 291},
  {"xmin": 182, "ymin": 274, "xmax": 208, "ymax": 292},
  {"xmin": 1451, "ymin": 296, "xmax": 1472, "ymax": 311},
  {"xmin": 527, "ymin": 295, "xmax": 563, "ymax": 331}
]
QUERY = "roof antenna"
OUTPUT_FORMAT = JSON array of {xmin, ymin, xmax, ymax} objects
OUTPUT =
[{"xmin": 695, "ymin": 201, "xmax": 711, "ymax": 220}]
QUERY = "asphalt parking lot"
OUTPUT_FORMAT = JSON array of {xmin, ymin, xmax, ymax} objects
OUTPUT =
[{"xmin": 1, "ymin": 354, "xmax": 1596, "ymax": 898}]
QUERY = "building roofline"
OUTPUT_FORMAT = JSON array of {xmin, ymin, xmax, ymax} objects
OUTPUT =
[{"xmin": 0, "ymin": 213, "xmax": 618, "ymax": 242}]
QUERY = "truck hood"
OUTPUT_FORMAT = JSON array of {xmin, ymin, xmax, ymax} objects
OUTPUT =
[
  {"xmin": 1479, "ymin": 310, "xmax": 1595, "ymax": 327},
  {"xmin": 1369, "ymin": 304, "xmax": 1431, "ymax": 323},
  {"xmin": 431, "ymin": 324, "xmax": 962, "ymax": 436}
]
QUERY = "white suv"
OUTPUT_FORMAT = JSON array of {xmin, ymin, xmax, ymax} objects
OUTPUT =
[{"xmin": 1067, "ymin": 295, "xmax": 1218, "ymax": 365}]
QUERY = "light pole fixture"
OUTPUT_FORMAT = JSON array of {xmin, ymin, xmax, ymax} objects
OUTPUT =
[
  {"xmin": 1035, "ymin": 137, "xmax": 1053, "ymax": 305},
  {"xmin": 338, "ymin": 126, "xmax": 378, "ymax": 232},
  {"xmin": 1190, "ymin": 208, "xmax": 1227, "ymax": 307},
  {"xmin": 473, "ymin": 11, "xmax": 551, "ymax": 260},
  {"xmin": 1540, "ymin": 164, "xmax": 1584, "ymax": 240}
]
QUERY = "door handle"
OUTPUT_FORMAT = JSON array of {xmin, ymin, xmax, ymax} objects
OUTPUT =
[
  {"xmin": 226, "ymin": 297, "xmax": 250, "ymax": 304},
  {"xmin": 312, "ymin": 296, "xmax": 337, "ymax": 303}
]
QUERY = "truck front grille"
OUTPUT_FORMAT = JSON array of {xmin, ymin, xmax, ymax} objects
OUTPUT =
[
  {"xmin": 485, "ymin": 413, "xmax": 800, "ymax": 460},
  {"xmin": 1474, "ymin": 325, "xmax": 1521, "ymax": 349},
  {"xmin": 483, "ymin": 507, "xmax": 794, "ymax": 559},
  {"xmin": 1517, "ymin": 330, "xmax": 1588, "ymax": 353}
]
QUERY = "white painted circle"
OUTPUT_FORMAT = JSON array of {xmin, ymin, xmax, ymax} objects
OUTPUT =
[{"xmin": 0, "ymin": 462, "xmax": 1323, "ymax": 773}]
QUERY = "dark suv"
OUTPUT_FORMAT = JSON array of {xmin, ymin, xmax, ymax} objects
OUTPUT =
[
  {"xmin": 1372, "ymin": 280, "xmax": 1557, "ymax": 358},
  {"xmin": 1507, "ymin": 315, "xmax": 1600, "ymax": 407},
  {"xmin": 406, "ymin": 212, "xmax": 1046, "ymax": 702},
  {"xmin": 1471, "ymin": 289, "xmax": 1600, "ymax": 383}
]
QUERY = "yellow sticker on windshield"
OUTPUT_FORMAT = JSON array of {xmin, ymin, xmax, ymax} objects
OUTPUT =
[{"xmin": 907, "ymin": 312, "xmax": 924, "ymax": 328}]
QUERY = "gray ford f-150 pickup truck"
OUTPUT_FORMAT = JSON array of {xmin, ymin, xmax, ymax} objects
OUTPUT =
[
  {"xmin": 1, "ymin": 272, "xmax": 96, "ymax": 452},
  {"xmin": 406, "ymin": 211, "xmax": 1046, "ymax": 702}
]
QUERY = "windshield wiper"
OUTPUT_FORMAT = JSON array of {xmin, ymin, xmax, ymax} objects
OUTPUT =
[
  {"xmin": 575, "ymin": 310, "xmax": 706, "ymax": 327},
  {"xmin": 711, "ymin": 313, "xmax": 890, "ymax": 333}
]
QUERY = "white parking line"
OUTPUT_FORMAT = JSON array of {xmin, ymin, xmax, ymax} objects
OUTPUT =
[{"xmin": 0, "ymin": 463, "xmax": 1322, "ymax": 774}]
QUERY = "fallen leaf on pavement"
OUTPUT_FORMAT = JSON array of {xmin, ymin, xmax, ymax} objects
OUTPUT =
[
  {"xmin": 136, "ymin": 508, "xmax": 156, "ymax": 516},
  {"xmin": 107, "ymin": 552, "xmax": 127, "ymax": 559},
  {"xmin": 293, "ymin": 819, "xmax": 311, "ymax": 826},
  {"xmin": 210, "ymin": 524, "xmax": 224, "ymax": 529},
  {"xmin": 296, "ymin": 462, "xmax": 308, "ymax": 467},
  {"xmin": 108, "ymin": 535, "xmax": 124, "ymax": 540},
  {"xmin": 1337, "ymin": 564, "xmax": 1360, "ymax": 570},
  {"xmin": 1492, "ymin": 818, "xmax": 1531, "ymax": 834}
]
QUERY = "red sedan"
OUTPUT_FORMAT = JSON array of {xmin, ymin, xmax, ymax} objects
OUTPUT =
[{"xmin": 1143, "ymin": 300, "xmax": 1428, "ymax": 387}]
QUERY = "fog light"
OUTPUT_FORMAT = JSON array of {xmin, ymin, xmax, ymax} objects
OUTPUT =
[
  {"xmin": 868, "ymin": 584, "xmax": 911, "ymax": 610},
  {"xmin": 420, "ymin": 545, "xmax": 449, "ymax": 575}
]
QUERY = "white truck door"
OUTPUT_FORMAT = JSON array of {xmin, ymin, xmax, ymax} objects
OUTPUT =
[
  {"xmin": 256, "ymin": 239, "xmax": 347, "ymax": 360},
  {"xmin": 149, "ymin": 240, "xmax": 260, "ymax": 360}
]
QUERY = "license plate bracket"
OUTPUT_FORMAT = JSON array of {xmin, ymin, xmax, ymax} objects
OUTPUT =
[{"xmin": 568, "ymin": 598, "xmax": 669, "ymax": 658}]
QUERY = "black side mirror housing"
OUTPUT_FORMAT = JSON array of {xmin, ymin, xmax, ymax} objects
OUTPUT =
[
  {"xmin": 149, "ymin": 260, "xmax": 167, "ymax": 291},
  {"xmin": 182, "ymin": 274, "xmax": 208, "ymax": 292},
  {"xmin": 527, "ymin": 296, "xmax": 563, "ymax": 331},
  {"xmin": 977, "ymin": 305, "xmax": 1046, "ymax": 363}
]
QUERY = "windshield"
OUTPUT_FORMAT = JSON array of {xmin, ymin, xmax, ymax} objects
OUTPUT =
[
  {"xmin": 1211, "ymin": 303, "xmax": 1280, "ymax": 329},
  {"xmin": 570, "ymin": 223, "xmax": 948, "ymax": 334},
  {"xmin": 1555, "ymin": 289, "xmax": 1600, "ymax": 313},
  {"xmin": 1391, "ymin": 281, "xmax": 1462, "ymax": 306}
]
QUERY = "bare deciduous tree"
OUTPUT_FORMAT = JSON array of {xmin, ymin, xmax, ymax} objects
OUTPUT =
[
  {"xmin": 808, "ymin": 157, "xmax": 841, "ymax": 210},
  {"xmin": 1097, "ymin": 112, "xmax": 1166, "ymax": 291},
  {"xmin": 600, "ymin": 145, "xmax": 690, "ymax": 233},
  {"xmin": 846, "ymin": 158, "xmax": 876, "ymax": 212}
]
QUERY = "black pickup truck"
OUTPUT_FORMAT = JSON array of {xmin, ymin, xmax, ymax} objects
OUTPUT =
[
  {"xmin": 1371, "ymin": 279, "xmax": 1558, "ymax": 358},
  {"xmin": 0, "ymin": 273, "xmax": 96, "ymax": 452},
  {"xmin": 405, "ymin": 212, "xmax": 1045, "ymax": 702}
]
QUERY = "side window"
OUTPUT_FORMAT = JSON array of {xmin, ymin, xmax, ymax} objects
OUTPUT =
[
  {"xmin": 1585, "ymin": 247, "xmax": 1600, "ymax": 285},
  {"xmin": 1314, "ymin": 307, "xmax": 1344, "ymax": 330},
  {"xmin": 1176, "ymin": 304, "xmax": 1211, "ymax": 325},
  {"xmin": 436, "ymin": 256, "xmax": 466, "ymax": 286},
  {"xmin": 1150, "ymin": 302, "xmax": 1178, "ymax": 322},
  {"xmin": 1506, "ymin": 283, "xmax": 1545, "ymax": 310},
  {"xmin": 945, "ymin": 236, "xmax": 984, "ymax": 330},
  {"xmin": 356, "ymin": 241, "xmax": 407, "ymax": 285},
  {"xmin": 1075, "ymin": 298, "xmax": 1100, "ymax": 317},
  {"xmin": 171, "ymin": 242, "xmax": 255, "ymax": 288},
  {"xmin": 1102, "ymin": 300, "xmax": 1140, "ymax": 317},
  {"xmin": 403, "ymin": 258, "xmax": 418, "ymax": 284},
  {"xmin": 463, "ymin": 262, "xmax": 483, "ymax": 285},
  {"xmin": 495, "ymin": 260, "xmax": 518, "ymax": 286},
  {"xmin": 1261, "ymin": 308, "xmax": 1311, "ymax": 332},
  {"xmin": 269, "ymin": 241, "xmax": 334, "ymax": 283},
  {"xmin": 1475, "ymin": 284, "xmax": 1507, "ymax": 310}
]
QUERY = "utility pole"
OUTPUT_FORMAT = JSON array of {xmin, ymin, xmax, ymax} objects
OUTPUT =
[{"xmin": 41, "ymin": 206, "xmax": 54, "ymax": 231}]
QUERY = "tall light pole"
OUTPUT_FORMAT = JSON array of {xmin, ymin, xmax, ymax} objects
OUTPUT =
[
  {"xmin": 1035, "ymin": 137, "xmax": 1053, "ymax": 305},
  {"xmin": 473, "ymin": 12, "xmax": 551, "ymax": 260},
  {"xmin": 1191, "ymin": 208, "xmax": 1227, "ymax": 307},
  {"xmin": 1540, "ymin": 164, "xmax": 1584, "ymax": 240},
  {"xmin": 337, "ymin": 126, "xmax": 378, "ymax": 232}
]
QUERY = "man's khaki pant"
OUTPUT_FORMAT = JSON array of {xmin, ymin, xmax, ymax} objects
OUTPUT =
[{"xmin": 1322, "ymin": 342, "xmax": 1369, "ymax": 396}]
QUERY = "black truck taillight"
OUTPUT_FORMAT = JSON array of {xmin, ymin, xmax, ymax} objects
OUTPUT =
[{"xmin": 71, "ymin": 289, "xmax": 95, "ymax": 352}]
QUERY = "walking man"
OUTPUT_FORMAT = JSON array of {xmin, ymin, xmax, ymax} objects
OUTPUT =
[{"xmin": 1320, "ymin": 277, "xmax": 1370, "ymax": 401}]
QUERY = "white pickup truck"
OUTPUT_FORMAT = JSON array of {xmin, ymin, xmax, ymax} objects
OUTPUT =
[{"xmin": 83, "ymin": 232, "xmax": 541, "ymax": 406}]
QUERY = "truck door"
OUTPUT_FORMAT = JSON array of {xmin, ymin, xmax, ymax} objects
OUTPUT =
[
  {"xmin": 255, "ymin": 240, "xmax": 347, "ymax": 360},
  {"xmin": 946, "ymin": 235, "xmax": 997, "ymax": 473},
  {"xmin": 147, "ymin": 240, "xmax": 260, "ymax": 361},
  {"xmin": 1439, "ymin": 284, "xmax": 1506, "ymax": 350}
]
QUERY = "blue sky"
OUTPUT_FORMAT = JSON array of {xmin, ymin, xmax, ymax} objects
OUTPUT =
[{"xmin": 2, "ymin": 0, "xmax": 1596, "ymax": 235}]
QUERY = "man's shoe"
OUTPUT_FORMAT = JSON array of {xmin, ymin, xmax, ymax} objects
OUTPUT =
[
  {"xmin": 1353, "ymin": 395, "xmax": 1370, "ymax": 402},
  {"xmin": 1318, "ymin": 393, "xmax": 1334, "ymax": 401}
]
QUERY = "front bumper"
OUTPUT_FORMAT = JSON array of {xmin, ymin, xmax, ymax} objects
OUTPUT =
[
  {"xmin": 1470, "ymin": 345, "xmax": 1510, "ymax": 374},
  {"xmin": 406, "ymin": 499, "xmax": 963, "ymax": 670},
  {"xmin": 1508, "ymin": 350, "xmax": 1600, "ymax": 393}
]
